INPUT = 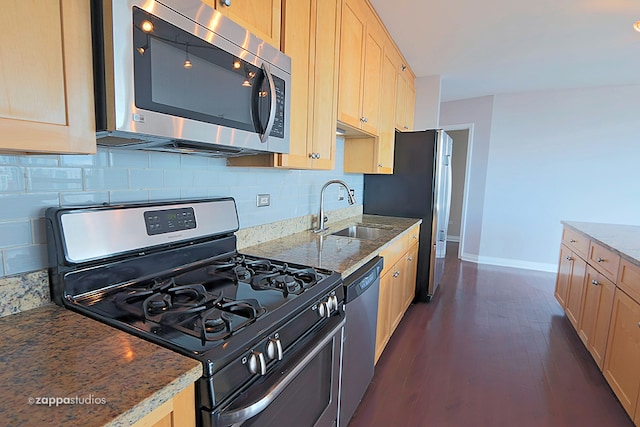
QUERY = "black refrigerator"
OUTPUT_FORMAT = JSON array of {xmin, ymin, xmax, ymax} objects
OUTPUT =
[{"xmin": 363, "ymin": 129, "xmax": 453, "ymax": 302}]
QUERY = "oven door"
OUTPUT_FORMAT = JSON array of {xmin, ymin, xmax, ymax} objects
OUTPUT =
[{"xmin": 210, "ymin": 315, "xmax": 345, "ymax": 427}]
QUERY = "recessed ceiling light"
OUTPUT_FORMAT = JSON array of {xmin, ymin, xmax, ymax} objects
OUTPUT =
[{"xmin": 634, "ymin": 21, "xmax": 640, "ymax": 32}]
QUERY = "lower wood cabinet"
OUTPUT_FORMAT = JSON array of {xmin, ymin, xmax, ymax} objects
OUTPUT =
[
  {"xmin": 564, "ymin": 254, "xmax": 587, "ymax": 330},
  {"xmin": 555, "ymin": 224, "xmax": 640, "ymax": 425},
  {"xmin": 375, "ymin": 226, "xmax": 419, "ymax": 364},
  {"xmin": 578, "ymin": 264, "xmax": 615, "ymax": 370},
  {"xmin": 131, "ymin": 385, "xmax": 195, "ymax": 427},
  {"xmin": 603, "ymin": 288, "xmax": 640, "ymax": 420}
]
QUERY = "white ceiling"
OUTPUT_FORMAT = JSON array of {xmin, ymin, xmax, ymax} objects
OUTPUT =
[{"xmin": 368, "ymin": 0, "xmax": 640, "ymax": 101}]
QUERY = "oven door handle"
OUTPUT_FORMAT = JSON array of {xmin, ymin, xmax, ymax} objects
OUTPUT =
[{"xmin": 217, "ymin": 316, "xmax": 345, "ymax": 426}]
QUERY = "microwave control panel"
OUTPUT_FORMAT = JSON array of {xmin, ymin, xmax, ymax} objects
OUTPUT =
[{"xmin": 270, "ymin": 76, "xmax": 286, "ymax": 139}]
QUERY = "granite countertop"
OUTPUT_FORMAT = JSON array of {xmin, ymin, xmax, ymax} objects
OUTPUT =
[
  {"xmin": 0, "ymin": 305, "xmax": 202, "ymax": 427},
  {"xmin": 562, "ymin": 221, "xmax": 640, "ymax": 267},
  {"xmin": 242, "ymin": 214, "xmax": 422, "ymax": 277}
]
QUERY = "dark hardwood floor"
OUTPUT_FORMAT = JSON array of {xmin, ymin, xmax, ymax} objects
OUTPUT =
[{"xmin": 348, "ymin": 243, "xmax": 634, "ymax": 427}]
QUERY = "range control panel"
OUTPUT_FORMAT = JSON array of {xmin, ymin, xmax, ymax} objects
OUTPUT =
[{"xmin": 144, "ymin": 207, "xmax": 196, "ymax": 235}]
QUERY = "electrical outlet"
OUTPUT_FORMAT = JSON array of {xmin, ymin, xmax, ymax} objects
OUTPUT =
[
  {"xmin": 256, "ymin": 194, "xmax": 270, "ymax": 207},
  {"xmin": 338, "ymin": 187, "xmax": 345, "ymax": 201}
]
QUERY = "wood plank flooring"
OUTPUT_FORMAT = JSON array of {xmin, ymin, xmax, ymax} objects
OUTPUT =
[{"xmin": 348, "ymin": 243, "xmax": 634, "ymax": 427}]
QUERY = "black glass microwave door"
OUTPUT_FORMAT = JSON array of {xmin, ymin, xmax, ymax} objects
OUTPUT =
[{"xmin": 132, "ymin": 7, "xmax": 260, "ymax": 134}]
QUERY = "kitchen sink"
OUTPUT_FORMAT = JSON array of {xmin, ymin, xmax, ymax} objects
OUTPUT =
[{"xmin": 330, "ymin": 224, "xmax": 392, "ymax": 240}]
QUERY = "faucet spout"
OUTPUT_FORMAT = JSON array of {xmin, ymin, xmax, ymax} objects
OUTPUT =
[{"xmin": 314, "ymin": 179, "xmax": 356, "ymax": 233}]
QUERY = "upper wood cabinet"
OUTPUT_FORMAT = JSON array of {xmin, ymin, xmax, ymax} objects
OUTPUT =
[
  {"xmin": 395, "ymin": 62, "xmax": 416, "ymax": 132},
  {"xmin": 204, "ymin": 0, "xmax": 282, "ymax": 48},
  {"xmin": 343, "ymin": 42, "xmax": 397, "ymax": 174},
  {"xmin": 337, "ymin": 0, "xmax": 384, "ymax": 136},
  {"xmin": 0, "ymin": 0, "xmax": 95, "ymax": 154},
  {"xmin": 227, "ymin": 0, "xmax": 341, "ymax": 170}
]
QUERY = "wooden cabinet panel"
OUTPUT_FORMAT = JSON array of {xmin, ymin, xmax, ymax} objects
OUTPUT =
[
  {"xmin": 375, "ymin": 225, "xmax": 420, "ymax": 364},
  {"xmin": 578, "ymin": 264, "xmax": 615, "ymax": 370},
  {"xmin": 404, "ymin": 243, "xmax": 418, "ymax": 308},
  {"xmin": 0, "ymin": 0, "xmax": 95, "ymax": 154},
  {"xmin": 131, "ymin": 384, "xmax": 195, "ymax": 427},
  {"xmin": 359, "ymin": 14, "xmax": 383, "ymax": 135},
  {"xmin": 375, "ymin": 269, "xmax": 393, "ymax": 363},
  {"xmin": 618, "ymin": 259, "xmax": 640, "ymax": 304},
  {"xmin": 213, "ymin": 0, "xmax": 281, "ymax": 48},
  {"xmin": 565, "ymin": 256, "xmax": 587, "ymax": 330},
  {"xmin": 562, "ymin": 227, "xmax": 589, "ymax": 259},
  {"xmin": 603, "ymin": 288, "xmax": 640, "ymax": 419},
  {"xmin": 555, "ymin": 245, "xmax": 573, "ymax": 308},
  {"xmin": 395, "ymin": 64, "xmax": 415, "ymax": 132},
  {"xmin": 588, "ymin": 241, "xmax": 620, "ymax": 283},
  {"xmin": 337, "ymin": 0, "xmax": 366, "ymax": 130}
]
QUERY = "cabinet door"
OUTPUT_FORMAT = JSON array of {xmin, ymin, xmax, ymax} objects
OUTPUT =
[
  {"xmin": 555, "ymin": 245, "xmax": 573, "ymax": 308},
  {"xmin": 579, "ymin": 265, "xmax": 615, "ymax": 370},
  {"xmin": 375, "ymin": 46, "xmax": 398, "ymax": 173},
  {"xmin": 389, "ymin": 257, "xmax": 408, "ymax": 333},
  {"xmin": 404, "ymin": 243, "xmax": 419, "ymax": 309},
  {"xmin": 395, "ymin": 65, "xmax": 415, "ymax": 132},
  {"xmin": 359, "ymin": 14, "xmax": 383, "ymax": 135},
  {"xmin": 375, "ymin": 270, "xmax": 393, "ymax": 364},
  {"xmin": 308, "ymin": 0, "xmax": 340, "ymax": 170},
  {"xmin": 603, "ymin": 289, "xmax": 640, "ymax": 419},
  {"xmin": 0, "ymin": 0, "xmax": 95, "ymax": 154},
  {"xmin": 337, "ymin": 0, "xmax": 366, "ymax": 130},
  {"xmin": 279, "ymin": 0, "xmax": 313, "ymax": 168},
  {"xmin": 131, "ymin": 385, "xmax": 195, "ymax": 427},
  {"xmin": 214, "ymin": 0, "xmax": 281, "ymax": 48},
  {"xmin": 565, "ymin": 256, "xmax": 587, "ymax": 330}
]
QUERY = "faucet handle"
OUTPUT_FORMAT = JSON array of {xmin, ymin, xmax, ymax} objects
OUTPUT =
[{"xmin": 323, "ymin": 216, "xmax": 328, "ymax": 223}]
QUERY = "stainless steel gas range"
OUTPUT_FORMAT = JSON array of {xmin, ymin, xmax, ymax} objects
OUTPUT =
[{"xmin": 46, "ymin": 198, "xmax": 344, "ymax": 427}]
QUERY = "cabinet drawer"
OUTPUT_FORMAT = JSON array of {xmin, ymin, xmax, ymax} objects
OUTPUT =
[
  {"xmin": 588, "ymin": 241, "xmax": 620, "ymax": 283},
  {"xmin": 380, "ymin": 237, "xmax": 406, "ymax": 275},
  {"xmin": 618, "ymin": 259, "xmax": 640, "ymax": 304},
  {"xmin": 562, "ymin": 227, "xmax": 589, "ymax": 258},
  {"xmin": 405, "ymin": 224, "xmax": 420, "ymax": 248}
]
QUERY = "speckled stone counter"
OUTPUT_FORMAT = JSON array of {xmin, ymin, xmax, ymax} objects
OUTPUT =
[
  {"xmin": 0, "ymin": 305, "xmax": 202, "ymax": 427},
  {"xmin": 242, "ymin": 214, "xmax": 422, "ymax": 277},
  {"xmin": 562, "ymin": 221, "xmax": 640, "ymax": 268}
]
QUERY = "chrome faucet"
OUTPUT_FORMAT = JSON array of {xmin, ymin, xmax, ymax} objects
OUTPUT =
[{"xmin": 314, "ymin": 179, "xmax": 356, "ymax": 233}]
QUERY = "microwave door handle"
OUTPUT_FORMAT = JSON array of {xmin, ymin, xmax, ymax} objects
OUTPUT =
[{"xmin": 258, "ymin": 63, "xmax": 277, "ymax": 144}]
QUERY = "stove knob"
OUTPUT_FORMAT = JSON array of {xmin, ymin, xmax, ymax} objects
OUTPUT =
[
  {"xmin": 247, "ymin": 351, "xmax": 266, "ymax": 375},
  {"xmin": 317, "ymin": 301, "xmax": 331, "ymax": 319},
  {"xmin": 266, "ymin": 338, "xmax": 283, "ymax": 361},
  {"xmin": 328, "ymin": 295, "xmax": 339, "ymax": 311}
]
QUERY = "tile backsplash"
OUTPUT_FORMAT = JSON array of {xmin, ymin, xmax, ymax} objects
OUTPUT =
[{"xmin": 0, "ymin": 138, "xmax": 363, "ymax": 277}]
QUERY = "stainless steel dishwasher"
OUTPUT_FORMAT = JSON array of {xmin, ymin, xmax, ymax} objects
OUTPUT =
[{"xmin": 340, "ymin": 256, "xmax": 384, "ymax": 426}]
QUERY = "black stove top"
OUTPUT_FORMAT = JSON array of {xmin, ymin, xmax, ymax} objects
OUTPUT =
[{"xmin": 74, "ymin": 253, "xmax": 335, "ymax": 354}]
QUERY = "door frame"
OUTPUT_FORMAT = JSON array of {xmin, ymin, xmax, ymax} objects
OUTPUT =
[{"xmin": 441, "ymin": 123, "xmax": 473, "ymax": 261}]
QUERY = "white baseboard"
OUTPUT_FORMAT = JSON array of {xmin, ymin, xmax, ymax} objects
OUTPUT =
[{"xmin": 459, "ymin": 253, "xmax": 557, "ymax": 273}]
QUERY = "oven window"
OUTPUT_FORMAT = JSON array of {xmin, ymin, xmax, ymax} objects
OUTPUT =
[
  {"xmin": 131, "ymin": 7, "xmax": 274, "ymax": 134},
  {"xmin": 244, "ymin": 345, "xmax": 333, "ymax": 426}
]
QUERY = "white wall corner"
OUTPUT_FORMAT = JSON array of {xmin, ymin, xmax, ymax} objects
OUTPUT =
[{"xmin": 414, "ymin": 75, "xmax": 441, "ymax": 130}]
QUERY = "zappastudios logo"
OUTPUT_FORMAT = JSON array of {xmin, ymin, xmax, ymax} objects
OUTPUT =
[{"xmin": 27, "ymin": 394, "xmax": 107, "ymax": 407}]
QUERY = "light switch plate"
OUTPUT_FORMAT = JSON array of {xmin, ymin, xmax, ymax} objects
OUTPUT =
[{"xmin": 257, "ymin": 194, "xmax": 270, "ymax": 207}]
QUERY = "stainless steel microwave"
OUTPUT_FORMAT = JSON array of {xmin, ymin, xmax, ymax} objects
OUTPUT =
[{"xmin": 91, "ymin": 0, "xmax": 291, "ymax": 156}]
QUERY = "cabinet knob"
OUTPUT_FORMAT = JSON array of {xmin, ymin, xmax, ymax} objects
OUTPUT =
[
  {"xmin": 566, "ymin": 256, "xmax": 573, "ymax": 261},
  {"xmin": 596, "ymin": 257, "xmax": 605, "ymax": 263},
  {"xmin": 360, "ymin": 117, "xmax": 368, "ymax": 123},
  {"xmin": 570, "ymin": 239, "xmax": 576, "ymax": 243},
  {"xmin": 316, "ymin": 153, "xmax": 321, "ymax": 159},
  {"xmin": 408, "ymin": 257, "xmax": 413, "ymax": 261},
  {"xmin": 591, "ymin": 279, "xmax": 600, "ymax": 286},
  {"xmin": 378, "ymin": 163, "xmax": 383, "ymax": 168},
  {"xmin": 309, "ymin": 153, "xmax": 320, "ymax": 159},
  {"xmin": 393, "ymin": 271, "xmax": 400, "ymax": 278},
  {"xmin": 403, "ymin": 126, "xmax": 409, "ymax": 129},
  {"xmin": 221, "ymin": 0, "xmax": 231, "ymax": 6}
]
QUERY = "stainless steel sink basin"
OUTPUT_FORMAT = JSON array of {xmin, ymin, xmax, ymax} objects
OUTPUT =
[{"xmin": 330, "ymin": 224, "xmax": 391, "ymax": 240}]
